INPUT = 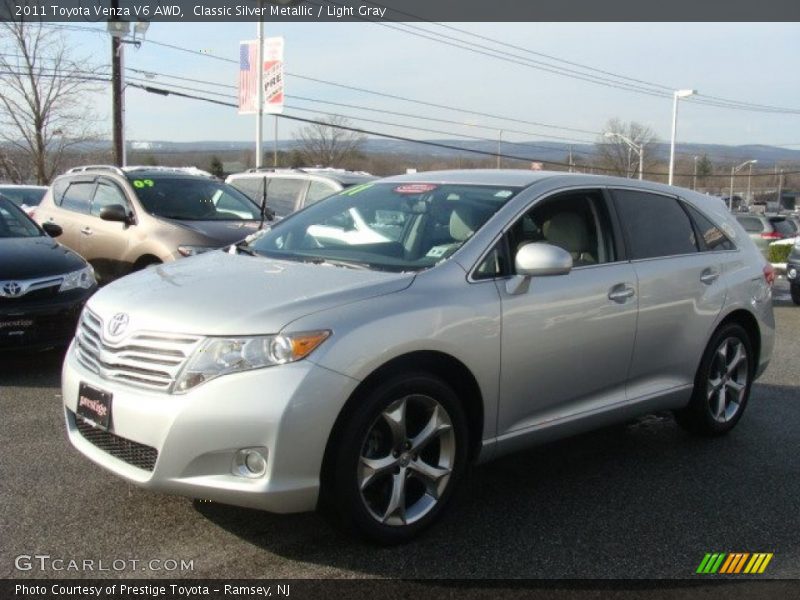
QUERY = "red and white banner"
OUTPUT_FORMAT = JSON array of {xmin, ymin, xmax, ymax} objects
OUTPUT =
[
  {"xmin": 238, "ymin": 37, "xmax": 284, "ymax": 115},
  {"xmin": 263, "ymin": 36, "xmax": 284, "ymax": 114}
]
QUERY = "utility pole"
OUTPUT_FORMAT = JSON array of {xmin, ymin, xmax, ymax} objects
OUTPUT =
[
  {"xmin": 496, "ymin": 130, "xmax": 502, "ymax": 169},
  {"xmin": 692, "ymin": 156, "xmax": 698, "ymax": 191},
  {"xmin": 777, "ymin": 168, "xmax": 784, "ymax": 210},
  {"xmin": 110, "ymin": 0, "xmax": 124, "ymax": 167},
  {"xmin": 568, "ymin": 146, "xmax": 574, "ymax": 173}
]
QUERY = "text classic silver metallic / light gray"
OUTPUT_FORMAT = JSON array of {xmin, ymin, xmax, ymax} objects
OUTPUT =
[{"xmin": 61, "ymin": 170, "xmax": 775, "ymax": 543}]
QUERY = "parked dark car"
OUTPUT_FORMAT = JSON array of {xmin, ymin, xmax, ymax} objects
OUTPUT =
[
  {"xmin": 0, "ymin": 194, "xmax": 97, "ymax": 351},
  {"xmin": 786, "ymin": 239, "xmax": 800, "ymax": 305}
]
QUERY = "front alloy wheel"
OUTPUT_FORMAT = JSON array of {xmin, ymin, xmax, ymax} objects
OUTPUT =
[
  {"xmin": 328, "ymin": 373, "xmax": 468, "ymax": 544},
  {"xmin": 359, "ymin": 394, "xmax": 456, "ymax": 526}
]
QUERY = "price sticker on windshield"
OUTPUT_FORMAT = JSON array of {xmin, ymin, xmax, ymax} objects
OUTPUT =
[
  {"xmin": 132, "ymin": 179, "xmax": 155, "ymax": 188},
  {"xmin": 393, "ymin": 184, "xmax": 438, "ymax": 195}
]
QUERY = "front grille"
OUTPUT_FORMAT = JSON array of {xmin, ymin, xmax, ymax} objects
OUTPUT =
[
  {"xmin": 74, "ymin": 412, "xmax": 158, "ymax": 471},
  {"xmin": 0, "ymin": 284, "xmax": 60, "ymax": 304},
  {"xmin": 74, "ymin": 309, "xmax": 202, "ymax": 391}
]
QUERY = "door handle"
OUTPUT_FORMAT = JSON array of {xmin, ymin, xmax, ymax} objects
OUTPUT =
[
  {"xmin": 608, "ymin": 284, "xmax": 635, "ymax": 303},
  {"xmin": 700, "ymin": 268, "xmax": 720, "ymax": 285},
  {"xmin": 80, "ymin": 227, "xmax": 93, "ymax": 236}
]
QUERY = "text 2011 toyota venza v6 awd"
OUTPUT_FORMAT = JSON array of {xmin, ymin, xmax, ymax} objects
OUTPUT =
[{"xmin": 62, "ymin": 170, "xmax": 774, "ymax": 544}]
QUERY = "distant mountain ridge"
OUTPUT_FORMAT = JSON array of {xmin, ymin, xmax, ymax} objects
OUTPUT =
[{"xmin": 125, "ymin": 139, "xmax": 800, "ymax": 165}]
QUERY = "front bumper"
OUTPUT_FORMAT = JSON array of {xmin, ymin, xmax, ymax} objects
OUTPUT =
[
  {"xmin": 0, "ymin": 287, "xmax": 94, "ymax": 351},
  {"xmin": 62, "ymin": 343, "xmax": 359, "ymax": 513}
]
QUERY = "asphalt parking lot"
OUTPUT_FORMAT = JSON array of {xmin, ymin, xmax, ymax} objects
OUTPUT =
[{"xmin": 2, "ymin": 282, "xmax": 799, "ymax": 580}]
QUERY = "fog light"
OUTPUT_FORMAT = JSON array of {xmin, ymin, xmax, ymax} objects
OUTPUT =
[
  {"xmin": 233, "ymin": 448, "xmax": 268, "ymax": 478},
  {"xmin": 789, "ymin": 267, "xmax": 797, "ymax": 280}
]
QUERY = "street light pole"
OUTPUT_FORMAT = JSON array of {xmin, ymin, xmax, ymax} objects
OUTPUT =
[
  {"xmin": 668, "ymin": 89, "xmax": 697, "ymax": 186},
  {"xmin": 693, "ymin": 156, "xmax": 699, "ymax": 191},
  {"xmin": 746, "ymin": 162, "xmax": 754, "ymax": 206},
  {"xmin": 729, "ymin": 159, "xmax": 757, "ymax": 212},
  {"xmin": 604, "ymin": 132, "xmax": 643, "ymax": 180}
]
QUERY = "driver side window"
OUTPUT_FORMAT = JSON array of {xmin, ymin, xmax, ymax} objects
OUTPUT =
[{"xmin": 510, "ymin": 190, "xmax": 616, "ymax": 270}]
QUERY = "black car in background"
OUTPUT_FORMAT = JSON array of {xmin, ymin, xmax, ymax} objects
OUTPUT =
[
  {"xmin": 787, "ymin": 240, "xmax": 800, "ymax": 305},
  {"xmin": 0, "ymin": 195, "xmax": 97, "ymax": 350}
]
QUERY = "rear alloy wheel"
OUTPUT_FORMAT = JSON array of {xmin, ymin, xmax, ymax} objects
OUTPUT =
[
  {"xmin": 791, "ymin": 283, "xmax": 800, "ymax": 306},
  {"xmin": 675, "ymin": 323, "xmax": 753, "ymax": 436},
  {"xmin": 330, "ymin": 374, "xmax": 467, "ymax": 544}
]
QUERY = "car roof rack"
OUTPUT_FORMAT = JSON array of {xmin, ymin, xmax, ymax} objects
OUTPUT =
[
  {"xmin": 243, "ymin": 167, "xmax": 308, "ymax": 174},
  {"xmin": 123, "ymin": 165, "xmax": 214, "ymax": 177},
  {"xmin": 66, "ymin": 165, "xmax": 125, "ymax": 175}
]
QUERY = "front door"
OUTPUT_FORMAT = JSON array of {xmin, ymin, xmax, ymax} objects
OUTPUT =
[{"xmin": 496, "ymin": 189, "xmax": 638, "ymax": 436}]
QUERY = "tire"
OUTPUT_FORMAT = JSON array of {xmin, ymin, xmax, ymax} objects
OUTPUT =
[
  {"xmin": 791, "ymin": 283, "xmax": 800, "ymax": 306},
  {"xmin": 327, "ymin": 373, "xmax": 468, "ymax": 544},
  {"xmin": 133, "ymin": 257, "xmax": 162, "ymax": 272},
  {"xmin": 674, "ymin": 323, "xmax": 754, "ymax": 436}
]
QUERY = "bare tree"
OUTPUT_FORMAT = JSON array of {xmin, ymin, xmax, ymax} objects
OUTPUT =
[
  {"xmin": 0, "ymin": 17, "xmax": 102, "ymax": 184},
  {"xmin": 595, "ymin": 118, "xmax": 658, "ymax": 178},
  {"xmin": 295, "ymin": 115, "xmax": 366, "ymax": 167}
]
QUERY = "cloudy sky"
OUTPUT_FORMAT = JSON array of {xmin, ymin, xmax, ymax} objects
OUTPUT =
[{"xmin": 44, "ymin": 21, "xmax": 800, "ymax": 150}]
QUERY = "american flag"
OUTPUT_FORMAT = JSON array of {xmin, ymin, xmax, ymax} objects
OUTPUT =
[{"xmin": 238, "ymin": 41, "xmax": 259, "ymax": 114}]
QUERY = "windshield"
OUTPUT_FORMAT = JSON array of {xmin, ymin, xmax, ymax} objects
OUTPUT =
[
  {"xmin": 247, "ymin": 182, "xmax": 521, "ymax": 272},
  {"xmin": 0, "ymin": 186, "xmax": 46, "ymax": 208},
  {"xmin": 0, "ymin": 197, "xmax": 42, "ymax": 238},
  {"xmin": 129, "ymin": 177, "xmax": 261, "ymax": 221}
]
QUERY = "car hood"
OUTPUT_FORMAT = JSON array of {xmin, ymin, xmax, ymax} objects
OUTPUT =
[
  {"xmin": 162, "ymin": 218, "xmax": 263, "ymax": 246},
  {"xmin": 0, "ymin": 236, "xmax": 86, "ymax": 279},
  {"xmin": 86, "ymin": 250, "xmax": 415, "ymax": 336}
]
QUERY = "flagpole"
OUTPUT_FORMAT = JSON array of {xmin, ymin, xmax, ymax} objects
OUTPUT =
[{"xmin": 255, "ymin": 0, "xmax": 264, "ymax": 169}]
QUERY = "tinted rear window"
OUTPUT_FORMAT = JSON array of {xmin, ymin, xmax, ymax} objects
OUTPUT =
[
  {"xmin": 613, "ymin": 190, "xmax": 698, "ymax": 259},
  {"xmin": 737, "ymin": 217, "xmax": 764, "ymax": 233},
  {"xmin": 771, "ymin": 218, "xmax": 795, "ymax": 235}
]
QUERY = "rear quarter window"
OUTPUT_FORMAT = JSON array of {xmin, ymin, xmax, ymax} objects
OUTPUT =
[
  {"xmin": 612, "ymin": 189, "xmax": 698, "ymax": 259},
  {"xmin": 685, "ymin": 204, "xmax": 736, "ymax": 251}
]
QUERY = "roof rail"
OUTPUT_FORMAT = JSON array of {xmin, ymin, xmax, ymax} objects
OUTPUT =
[
  {"xmin": 244, "ymin": 167, "xmax": 307, "ymax": 174},
  {"xmin": 123, "ymin": 166, "xmax": 215, "ymax": 177},
  {"xmin": 66, "ymin": 165, "xmax": 125, "ymax": 175}
]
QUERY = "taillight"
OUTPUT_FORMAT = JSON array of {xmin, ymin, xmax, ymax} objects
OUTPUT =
[
  {"xmin": 760, "ymin": 231, "xmax": 783, "ymax": 240},
  {"xmin": 763, "ymin": 263, "xmax": 776, "ymax": 287}
]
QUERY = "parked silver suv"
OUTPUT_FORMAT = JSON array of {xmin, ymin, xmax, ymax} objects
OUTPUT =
[
  {"xmin": 62, "ymin": 170, "xmax": 774, "ymax": 543},
  {"xmin": 36, "ymin": 166, "xmax": 264, "ymax": 282},
  {"xmin": 226, "ymin": 168, "xmax": 376, "ymax": 219}
]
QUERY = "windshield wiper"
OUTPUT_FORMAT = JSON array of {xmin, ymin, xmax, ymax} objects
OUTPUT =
[
  {"xmin": 303, "ymin": 257, "xmax": 373, "ymax": 270},
  {"xmin": 234, "ymin": 240, "xmax": 259, "ymax": 256}
]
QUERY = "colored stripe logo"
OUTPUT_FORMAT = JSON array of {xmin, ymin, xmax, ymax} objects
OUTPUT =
[{"xmin": 696, "ymin": 553, "xmax": 773, "ymax": 574}]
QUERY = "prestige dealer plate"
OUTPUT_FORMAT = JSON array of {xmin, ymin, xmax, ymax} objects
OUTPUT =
[{"xmin": 77, "ymin": 382, "xmax": 113, "ymax": 430}]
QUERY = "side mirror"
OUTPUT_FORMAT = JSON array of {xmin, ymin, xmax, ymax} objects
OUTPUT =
[
  {"xmin": 41, "ymin": 222, "xmax": 63, "ymax": 238},
  {"xmin": 507, "ymin": 242, "xmax": 573, "ymax": 295},
  {"xmin": 99, "ymin": 204, "xmax": 129, "ymax": 223}
]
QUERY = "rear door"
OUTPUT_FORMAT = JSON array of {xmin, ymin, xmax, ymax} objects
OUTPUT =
[
  {"xmin": 611, "ymin": 189, "xmax": 727, "ymax": 401},
  {"xmin": 79, "ymin": 177, "xmax": 136, "ymax": 281},
  {"xmin": 41, "ymin": 178, "xmax": 96, "ymax": 256}
]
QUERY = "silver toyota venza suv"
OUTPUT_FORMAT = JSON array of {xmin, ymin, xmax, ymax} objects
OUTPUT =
[{"xmin": 62, "ymin": 170, "xmax": 775, "ymax": 543}]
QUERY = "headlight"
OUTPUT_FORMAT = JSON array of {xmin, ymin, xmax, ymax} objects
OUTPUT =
[
  {"xmin": 177, "ymin": 245, "xmax": 216, "ymax": 257},
  {"xmin": 173, "ymin": 330, "xmax": 331, "ymax": 393},
  {"xmin": 59, "ymin": 266, "xmax": 95, "ymax": 292}
]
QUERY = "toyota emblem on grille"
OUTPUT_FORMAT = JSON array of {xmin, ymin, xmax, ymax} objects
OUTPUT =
[
  {"xmin": 1, "ymin": 282, "xmax": 23, "ymax": 298},
  {"xmin": 107, "ymin": 313, "xmax": 130, "ymax": 337}
]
